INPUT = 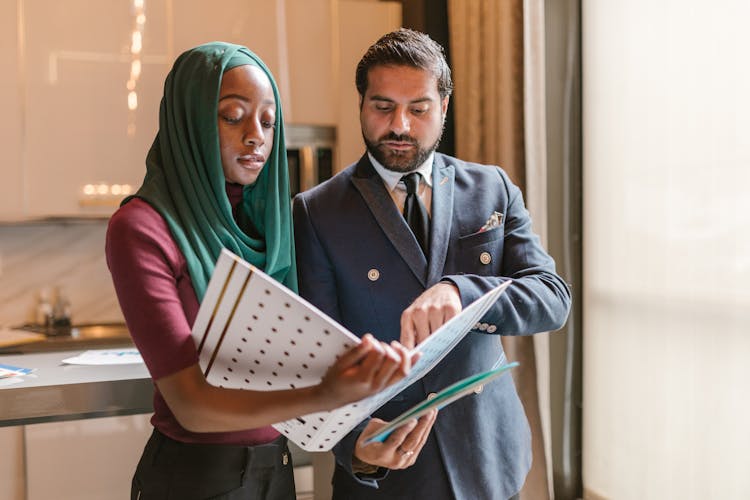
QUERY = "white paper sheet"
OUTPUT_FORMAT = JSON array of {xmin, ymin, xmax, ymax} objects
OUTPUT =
[{"xmin": 61, "ymin": 349, "xmax": 143, "ymax": 365}]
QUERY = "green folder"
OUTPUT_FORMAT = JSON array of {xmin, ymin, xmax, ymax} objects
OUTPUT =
[{"xmin": 363, "ymin": 361, "xmax": 520, "ymax": 445}]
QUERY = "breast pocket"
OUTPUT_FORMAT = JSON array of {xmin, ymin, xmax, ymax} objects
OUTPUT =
[{"xmin": 456, "ymin": 226, "xmax": 504, "ymax": 275}]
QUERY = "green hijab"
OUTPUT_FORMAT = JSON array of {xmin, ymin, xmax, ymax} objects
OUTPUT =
[{"xmin": 127, "ymin": 42, "xmax": 296, "ymax": 301}]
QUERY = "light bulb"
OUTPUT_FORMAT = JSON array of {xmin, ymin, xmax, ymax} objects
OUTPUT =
[
  {"xmin": 131, "ymin": 31, "xmax": 142, "ymax": 54},
  {"xmin": 128, "ymin": 91, "xmax": 138, "ymax": 111}
]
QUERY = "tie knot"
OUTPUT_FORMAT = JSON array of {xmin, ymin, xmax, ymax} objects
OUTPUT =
[{"xmin": 402, "ymin": 172, "xmax": 421, "ymax": 195}]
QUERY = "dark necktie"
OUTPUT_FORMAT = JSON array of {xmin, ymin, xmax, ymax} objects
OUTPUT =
[{"xmin": 402, "ymin": 172, "xmax": 430, "ymax": 259}]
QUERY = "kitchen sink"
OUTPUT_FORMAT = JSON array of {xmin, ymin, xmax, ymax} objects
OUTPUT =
[{"xmin": 1, "ymin": 322, "xmax": 133, "ymax": 353}]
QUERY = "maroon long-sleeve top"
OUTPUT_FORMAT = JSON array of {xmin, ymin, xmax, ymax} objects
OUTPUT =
[{"xmin": 105, "ymin": 183, "xmax": 279, "ymax": 445}]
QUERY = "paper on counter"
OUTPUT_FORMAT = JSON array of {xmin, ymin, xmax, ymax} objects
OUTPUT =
[
  {"xmin": 0, "ymin": 363, "xmax": 36, "ymax": 379},
  {"xmin": 0, "ymin": 376, "xmax": 27, "ymax": 387},
  {"xmin": 62, "ymin": 348, "xmax": 143, "ymax": 365}
]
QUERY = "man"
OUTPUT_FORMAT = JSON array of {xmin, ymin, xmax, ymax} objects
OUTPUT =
[{"xmin": 293, "ymin": 28, "xmax": 571, "ymax": 500}]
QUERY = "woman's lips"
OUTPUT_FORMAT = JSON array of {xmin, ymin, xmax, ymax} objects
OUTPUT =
[{"xmin": 237, "ymin": 154, "xmax": 265, "ymax": 169}]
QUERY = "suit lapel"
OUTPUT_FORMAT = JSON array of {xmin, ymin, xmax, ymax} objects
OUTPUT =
[
  {"xmin": 427, "ymin": 155, "xmax": 454, "ymax": 286},
  {"xmin": 350, "ymin": 156, "xmax": 428, "ymax": 286}
]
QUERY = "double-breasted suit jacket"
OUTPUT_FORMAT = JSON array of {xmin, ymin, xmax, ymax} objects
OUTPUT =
[{"xmin": 293, "ymin": 153, "xmax": 571, "ymax": 500}]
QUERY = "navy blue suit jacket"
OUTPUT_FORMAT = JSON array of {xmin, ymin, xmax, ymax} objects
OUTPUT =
[{"xmin": 293, "ymin": 153, "xmax": 571, "ymax": 500}]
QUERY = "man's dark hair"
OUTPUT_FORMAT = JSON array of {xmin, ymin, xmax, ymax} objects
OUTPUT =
[{"xmin": 355, "ymin": 28, "xmax": 453, "ymax": 99}]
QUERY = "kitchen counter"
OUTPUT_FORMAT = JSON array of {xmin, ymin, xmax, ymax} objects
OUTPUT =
[
  {"xmin": 0, "ymin": 323, "xmax": 134, "ymax": 354},
  {"xmin": 0, "ymin": 350, "xmax": 152, "ymax": 427}
]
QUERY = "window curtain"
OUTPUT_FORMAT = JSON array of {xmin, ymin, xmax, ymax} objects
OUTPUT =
[{"xmin": 447, "ymin": 1, "xmax": 552, "ymax": 498}]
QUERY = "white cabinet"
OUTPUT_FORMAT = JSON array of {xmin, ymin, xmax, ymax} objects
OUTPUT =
[
  {"xmin": 0, "ymin": 416, "xmax": 152, "ymax": 500},
  {"xmin": 24, "ymin": 415, "xmax": 152, "ymax": 500},
  {"xmin": 6, "ymin": 0, "xmax": 291, "ymax": 220},
  {"xmin": 336, "ymin": 1, "xmax": 402, "ymax": 172},
  {"xmin": 171, "ymin": 0, "xmax": 288, "ymax": 104},
  {"xmin": 284, "ymin": 0, "xmax": 338, "ymax": 125},
  {"xmin": 21, "ymin": 0, "xmax": 171, "ymax": 218},
  {"xmin": 285, "ymin": 0, "xmax": 403, "ymax": 170},
  {"xmin": 0, "ymin": 427, "xmax": 24, "ymax": 500},
  {"xmin": 0, "ymin": 0, "xmax": 402, "ymax": 219},
  {"xmin": 0, "ymin": 0, "xmax": 24, "ymax": 220}
]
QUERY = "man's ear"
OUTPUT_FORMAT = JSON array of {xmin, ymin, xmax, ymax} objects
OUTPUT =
[
  {"xmin": 441, "ymin": 96, "xmax": 450, "ymax": 116},
  {"xmin": 359, "ymin": 94, "xmax": 364, "ymax": 110}
]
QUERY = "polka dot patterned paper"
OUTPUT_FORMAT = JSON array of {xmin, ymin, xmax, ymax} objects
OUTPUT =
[{"xmin": 191, "ymin": 249, "xmax": 512, "ymax": 451}]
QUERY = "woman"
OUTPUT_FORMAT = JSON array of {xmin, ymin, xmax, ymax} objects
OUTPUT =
[{"xmin": 106, "ymin": 42, "xmax": 412, "ymax": 500}]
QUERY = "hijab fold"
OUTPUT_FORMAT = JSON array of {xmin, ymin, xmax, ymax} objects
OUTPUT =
[{"xmin": 127, "ymin": 42, "xmax": 296, "ymax": 300}]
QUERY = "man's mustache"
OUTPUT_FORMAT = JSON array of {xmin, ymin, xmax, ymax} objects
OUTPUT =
[{"xmin": 378, "ymin": 133, "xmax": 417, "ymax": 144}]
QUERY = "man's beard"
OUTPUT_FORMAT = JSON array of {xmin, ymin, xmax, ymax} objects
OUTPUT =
[{"xmin": 363, "ymin": 131, "xmax": 442, "ymax": 173}]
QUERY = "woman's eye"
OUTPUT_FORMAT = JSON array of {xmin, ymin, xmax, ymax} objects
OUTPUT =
[
  {"xmin": 262, "ymin": 119, "xmax": 276, "ymax": 129},
  {"xmin": 220, "ymin": 114, "xmax": 242, "ymax": 124}
]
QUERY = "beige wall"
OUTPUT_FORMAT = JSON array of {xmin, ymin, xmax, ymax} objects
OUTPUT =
[{"xmin": 583, "ymin": 1, "xmax": 750, "ymax": 499}]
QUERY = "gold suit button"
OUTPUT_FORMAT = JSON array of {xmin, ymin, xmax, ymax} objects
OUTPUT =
[
  {"xmin": 427, "ymin": 392, "xmax": 438, "ymax": 400},
  {"xmin": 479, "ymin": 252, "xmax": 492, "ymax": 265},
  {"xmin": 367, "ymin": 269, "xmax": 380, "ymax": 281},
  {"xmin": 478, "ymin": 323, "xmax": 488, "ymax": 331},
  {"xmin": 487, "ymin": 325, "xmax": 497, "ymax": 333},
  {"xmin": 474, "ymin": 384, "xmax": 484, "ymax": 394}
]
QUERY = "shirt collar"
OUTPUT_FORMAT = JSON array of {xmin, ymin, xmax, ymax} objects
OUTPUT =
[{"xmin": 368, "ymin": 151, "xmax": 434, "ymax": 192}]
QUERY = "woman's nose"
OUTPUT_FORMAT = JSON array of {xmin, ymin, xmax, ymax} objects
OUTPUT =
[{"xmin": 243, "ymin": 121, "xmax": 264, "ymax": 147}]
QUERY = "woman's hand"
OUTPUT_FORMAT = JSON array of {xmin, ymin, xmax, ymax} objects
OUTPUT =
[
  {"xmin": 156, "ymin": 335, "xmax": 419, "ymax": 433},
  {"xmin": 315, "ymin": 334, "xmax": 417, "ymax": 408}
]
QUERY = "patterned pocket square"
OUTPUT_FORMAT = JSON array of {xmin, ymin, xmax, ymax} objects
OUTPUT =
[{"xmin": 479, "ymin": 211, "xmax": 504, "ymax": 232}]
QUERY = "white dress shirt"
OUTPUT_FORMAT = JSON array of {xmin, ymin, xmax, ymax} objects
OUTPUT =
[{"xmin": 368, "ymin": 151, "xmax": 434, "ymax": 217}]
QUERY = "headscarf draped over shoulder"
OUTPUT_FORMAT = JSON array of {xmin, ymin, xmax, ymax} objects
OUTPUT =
[{"xmin": 127, "ymin": 41, "xmax": 296, "ymax": 300}]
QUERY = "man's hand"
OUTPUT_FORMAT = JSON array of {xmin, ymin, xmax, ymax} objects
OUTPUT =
[
  {"xmin": 400, "ymin": 282, "xmax": 462, "ymax": 349},
  {"xmin": 353, "ymin": 409, "xmax": 437, "ymax": 471},
  {"xmin": 316, "ymin": 335, "xmax": 416, "ymax": 408}
]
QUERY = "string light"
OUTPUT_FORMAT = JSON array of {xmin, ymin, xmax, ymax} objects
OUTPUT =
[
  {"xmin": 79, "ymin": 183, "xmax": 134, "ymax": 206},
  {"xmin": 130, "ymin": 59, "xmax": 141, "ymax": 79},
  {"xmin": 130, "ymin": 31, "xmax": 142, "ymax": 54},
  {"xmin": 128, "ymin": 91, "xmax": 138, "ymax": 111},
  {"xmin": 127, "ymin": 0, "xmax": 145, "ymax": 137}
]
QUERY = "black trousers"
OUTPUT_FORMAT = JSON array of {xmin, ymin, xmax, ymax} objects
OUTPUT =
[{"xmin": 131, "ymin": 430, "xmax": 295, "ymax": 500}]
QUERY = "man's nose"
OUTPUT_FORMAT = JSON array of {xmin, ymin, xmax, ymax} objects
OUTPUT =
[{"xmin": 390, "ymin": 109, "xmax": 410, "ymax": 135}]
